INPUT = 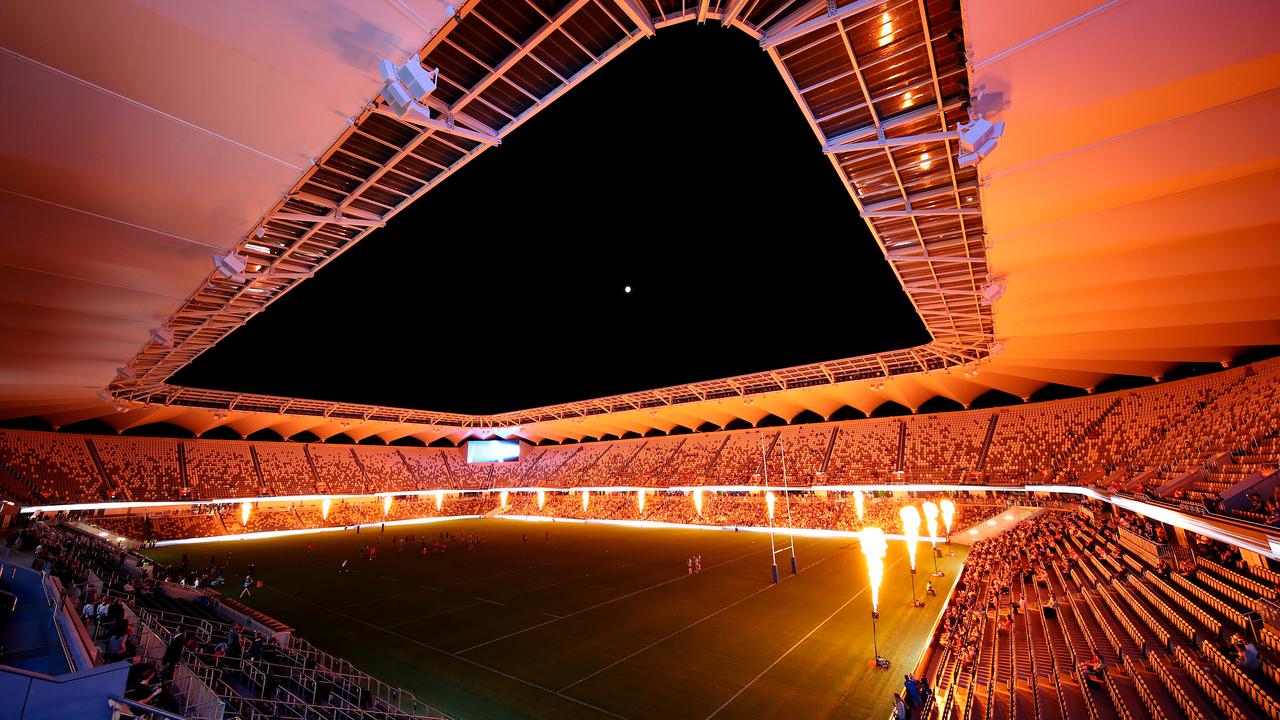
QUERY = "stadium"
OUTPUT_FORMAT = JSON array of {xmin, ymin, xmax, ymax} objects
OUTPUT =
[{"xmin": 1, "ymin": 0, "xmax": 1279, "ymax": 719}]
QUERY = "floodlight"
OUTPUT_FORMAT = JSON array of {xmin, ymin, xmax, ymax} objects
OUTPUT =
[
  {"xmin": 957, "ymin": 116, "xmax": 1004, "ymax": 167},
  {"xmin": 379, "ymin": 56, "xmax": 439, "ymax": 121},
  {"xmin": 379, "ymin": 66, "xmax": 416, "ymax": 115},
  {"xmin": 397, "ymin": 59, "xmax": 438, "ymax": 100},
  {"xmin": 150, "ymin": 327, "xmax": 174, "ymax": 348},
  {"xmin": 980, "ymin": 281, "xmax": 1006, "ymax": 304},
  {"xmin": 213, "ymin": 252, "xmax": 248, "ymax": 281}
]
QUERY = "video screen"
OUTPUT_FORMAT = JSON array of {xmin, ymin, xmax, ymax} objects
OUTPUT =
[{"xmin": 466, "ymin": 439, "xmax": 521, "ymax": 463}]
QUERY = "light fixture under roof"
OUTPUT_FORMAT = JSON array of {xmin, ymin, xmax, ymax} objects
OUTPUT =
[
  {"xmin": 378, "ymin": 55, "xmax": 440, "ymax": 123},
  {"xmin": 958, "ymin": 116, "xmax": 1004, "ymax": 167},
  {"xmin": 212, "ymin": 252, "xmax": 248, "ymax": 281},
  {"xmin": 149, "ymin": 326, "xmax": 174, "ymax": 348},
  {"xmin": 980, "ymin": 280, "xmax": 1006, "ymax": 304}
]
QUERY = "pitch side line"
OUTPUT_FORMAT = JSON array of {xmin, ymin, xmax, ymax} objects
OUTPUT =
[{"xmin": 704, "ymin": 554, "xmax": 909, "ymax": 719}]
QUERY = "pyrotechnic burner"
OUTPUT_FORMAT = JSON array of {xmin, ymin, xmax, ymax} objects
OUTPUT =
[
  {"xmin": 899, "ymin": 506, "xmax": 924, "ymax": 607},
  {"xmin": 940, "ymin": 498, "xmax": 956, "ymax": 556},
  {"xmin": 860, "ymin": 527, "xmax": 888, "ymax": 614},
  {"xmin": 859, "ymin": 527, "xmax": 892, "ymax": 669},
  {"xmin": 923, "ymin": 500, "xmax": 944, "ymax": 576}
]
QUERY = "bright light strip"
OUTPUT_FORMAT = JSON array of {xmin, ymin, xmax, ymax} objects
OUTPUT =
[
  {"xmin": 321, "ymin": 497, "xmax": 331, "ymax": 520},
  {"xmin": 435, "ymin": 490, "xmax": 444, "ymax": 511},
  {"xmin": 940, "ymin": 498, "xmax": 955, "ymax": 534},
  {"xmin": 499, "ymin": 490, "xmax": 509, "ymax": 509},
  {"xmin": 666, "ymin": 485, "xmax": 787, "ymax": 494},
  {"xmin": 20, "ymin": 489, "xmax": 497, "ymax": 514},
  {"xmin": 813, "ymin": 484, "xmax": 1030, "ymax": 494},
  {"xmin": 1109, "ymin": 494, "xmax": 1280, "ymax": 560},
  {"xmin": 23, "ymin": 481, "xmax": 1275, "ymax": 559},
  {"xmin": 13, "ymin": 484, "xmax": 1070, "ymax": 514},
  {"xmin": 490, "ymin": 486, "xmax": 657, "ymax": 494},
  {"xmin": 152, "ymin": 515, "xmax": 482, "ymax": 547},
  {"xmin": 922, "ymin": 501, "xmax": 940, "ymax": 546},
  {"xmin": 1025, "ymin": 485, "xmax": 1107, "ymax": 501},
  {"xmin": 636, "ymin": 490, "xmax": 645, "ymax": 513},
  {"xmin": 878, "ymin": 12, "xmax": 893, "ymax": 47},
  {"xmin": 693, "ymin": 489, "xmax": 703, "ymax": 516},
  {"xmin": 853, "ymin": 489, "xmax": 865, "ymax": 523},
  {"xmin": 900, "ymin": 505, "xmax": 921, "ymax": 570},
  {"xmin": 860, "ymin": 527, "xmax": 888, "ymax": 612},
  {"xmin": 383, "ymin": 495, "xmax": 393, "ymax": 516},
  {"xmin": 495, "ymin": 514, "xmax": 941, "ymax": 541},
  {"xmin": 537, "ymin": 490, "xmax": 545, "ymax": 510},
  {"xmin": 766, "ymin": 490, "xmax": 776, "ymax": 520},
  {"xmin": 581, "ymin": 490, "xmax": 589, "ymax": 511},
  {"xmin": 240, "ymin": 501, "xmax": 252, "ymax": 527}
]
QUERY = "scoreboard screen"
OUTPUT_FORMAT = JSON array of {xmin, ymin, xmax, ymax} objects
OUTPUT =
[{"xmin": 466, "ymin": 439, "xmax": 521, "ymax": 463}]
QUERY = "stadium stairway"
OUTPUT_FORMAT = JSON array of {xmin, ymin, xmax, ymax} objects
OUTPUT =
[
  {"xmin": 950, "ymin": 510, "xmax": 1280, "ymax": 720},
  {"xmin": 0, "ymin": 563, "xmax": 70, "ymax": 675}
]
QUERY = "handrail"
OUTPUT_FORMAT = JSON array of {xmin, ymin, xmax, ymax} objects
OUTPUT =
[{"xmin": 108, "ymin": 694, "xmax": 191, "ymax": 720}]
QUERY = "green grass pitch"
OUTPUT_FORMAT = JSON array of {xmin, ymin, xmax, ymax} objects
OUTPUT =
[{"xmin": 145, "ymin": 519, "xmax": 968, "ymax": 720}]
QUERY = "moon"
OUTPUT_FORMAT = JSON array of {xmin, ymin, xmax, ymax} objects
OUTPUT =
[{"xmin": 624, "ymin": 285, "xmax": 632, "ymax": 294}]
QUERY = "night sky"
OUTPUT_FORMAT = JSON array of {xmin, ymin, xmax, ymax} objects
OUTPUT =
[{"xmin": 173, "ymin": 23, "xmax": 927, "ymax": 415}]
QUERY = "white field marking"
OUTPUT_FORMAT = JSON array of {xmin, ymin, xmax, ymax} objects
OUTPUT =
[
  {"xmin": 454, "ymin": 541, "xmax": 771, "ymax": 655},
  {"xmin": 493, "ymin": 563, "xmax": 633, "ymax": 601},
  {"xmin": 377, "ymin": 575, "xmax": 399, "ymax": 582},
  {"xmin": 704, "ymin": 553, "xmax": 909, "ymax": 719},
  {"xmin": 542, "ymin": 612, "xmax": 565, "ymax": 619},
  {"xmin": 385, "ymin": 602, "xmax": 482, "ymax": 628},
  {"xmin": 338, "ymin": 557, "xmax": 582, "ymax": 610},
  {"xmin": 436, "ymin": 556, "xmax": 579, "ymax": 589},
  {"xmin": 473, "ymin": 597, "xmax": 504, "ymax": 606},
  {"xmin": 336, "ymin": 584, "xmax": 440, "ymax": 609},
  {"xmin": 559, "ymin": 538, "xmax": 851, "ymax": 692},
  {"xmin": 262, "ymin": 585, "xmax": 628, "ymax": 720},
  {"xmin": 348, "ymin": 556, "xmax": 637, "ymax": 609}
]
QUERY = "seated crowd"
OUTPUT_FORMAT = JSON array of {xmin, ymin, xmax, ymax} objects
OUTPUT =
[
  {"xmin": 926, "ymin": 504, "xmax": 1280, "ymax": 720},
  {"xmin": 73, "ymin": 493, "xmax": 1005, "ymax": 542},
  {"xmin": 0, "ymin": 359, "xmax": 1276, "ymax": 543}
]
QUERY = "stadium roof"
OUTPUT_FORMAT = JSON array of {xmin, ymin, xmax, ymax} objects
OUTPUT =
[{"xmin": 1, "ymin": 0, "xmax": 1278, "ymax": 444}]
